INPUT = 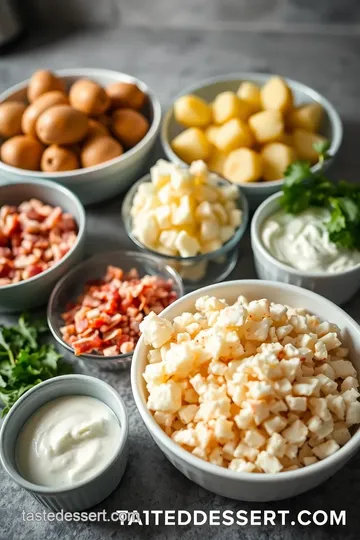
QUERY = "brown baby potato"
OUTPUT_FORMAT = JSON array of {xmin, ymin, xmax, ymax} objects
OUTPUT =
[
  {"xmin": 111, "ymin": 108, "xmax": 149, "ymax": 148},
  {"xmin": 1, "ymin": 135, "xmax": 43, "ymax": 170},
  {"xmin": 22, "ymin": 91, "xmax": 69, "ymax": 137},
  {"xmin": 106, "ymin": 82, "xmax": 146, "ymax": 110},
  {"xmin": 41, "ymin": 145, "xmax": 80, "ymax": 172},
  {"xmin": 69, "ymin": 79, "xmax": 110, "ymax": 116},
  {"xmin": 81, "ymin": 135, "xmax": 123, "ymax": 168},
  {"xmin": 36, "ymin": 105, "xmax": 89, "ymax": 145},
  {"xmin": 86, "ymin": 118, "xmax": 109, "ymax": 140},
  {"xmin": 0, "ymin": 101, "xmax": 26, "ymax": 138},
  {"xmin": 27, "ymin": 70, "xmax": 66, "ymax": 103}
]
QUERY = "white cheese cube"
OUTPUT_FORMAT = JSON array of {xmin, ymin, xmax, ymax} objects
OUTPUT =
[
  {"xmin": 285, "ymin": 396, "xmax": 307, "ymax": 412},
  {"xmin": 140, "ymin": 312, "xmax": 173, "ymax": 348},
  {"xmin": 312, "ymin": 440, "xmax": 340, "ymax": 460},
  {"xmin": 282, "ymin": 419, "xmax": 308, "ymax": 445},
  {"xmin": 147, "ymin": 380, "xmax": 182, "ymax": 413},
  {"xmin": 256, "ymin": 451, "xmax": 283, "ymax": 473},
  {"xmin": 175, "ymin": 231, "xmax": 200, "ymax": 257}
]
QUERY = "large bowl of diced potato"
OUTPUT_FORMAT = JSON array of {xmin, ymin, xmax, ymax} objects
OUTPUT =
[{"xmin": 161, "ymin": 73, "xmax": 343, "ymax": 209}]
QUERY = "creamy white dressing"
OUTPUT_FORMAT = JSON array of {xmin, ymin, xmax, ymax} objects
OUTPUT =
[
  {"xmin": 261, "ymin": 207, "xmax": 360, "ymax": 273},
  {"xmin": 16, "ymin": 395, "xmax": 121, "ymax": 488}
]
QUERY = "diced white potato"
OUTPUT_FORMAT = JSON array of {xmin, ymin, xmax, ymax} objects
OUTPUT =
[
  {"xmin": 288, "ymin": 103, "xmax": 323, "ymax": 132},
  {"xmin": 237, "ymin": 81, "xmax": 261, "ymax": 113},
  {"xmin": 248, "ymin": 110, "xmax": 284, "ymax": 144},
  {"xmin": 292, "ymin": 129, "xmax": 327, "ymax": 164},
  {"xmin": 261, "ymin": 142, "xmax": 296, "ymax": 181},
  {"xmin": 174, "ymin": 94, "xmax": 212, "ymax": 127},
  {"xmin": 212, "ymin": 91, "xmax": 252, "ymax": 124},
  {"xmin": 171, "ymin": 128, "xmax": 211, "ymax": 164},
  {"xmin": 261, "ymin": 76, "xmax": 293, "ymax": 113},
  {"xmin": 223, "ymin": 148, "xmax": 263, "ymax": 184},
  {"xmin": 215, "ymin": 118, "xmax": 254, "ymax": 153}
]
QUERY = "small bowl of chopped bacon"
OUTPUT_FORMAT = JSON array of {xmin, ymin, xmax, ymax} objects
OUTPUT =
[
  {"xmin": 0, "ymin": 180, "xmax": 86, "ymax": 312},
  {"xmin": 47, "ymin": 250, "xmax": 183, "ymax": 369}
]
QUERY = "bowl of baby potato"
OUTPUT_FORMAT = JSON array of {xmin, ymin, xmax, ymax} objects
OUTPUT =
[
  {"xmin": 161, "ymin": 73, "xmax": 343, "ymax": 208},
  {"xmin": 0, "ymin": 68, "xmax": 162, "ymax": 205}
]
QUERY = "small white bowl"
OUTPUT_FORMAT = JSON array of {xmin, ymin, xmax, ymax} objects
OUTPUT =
[
  {"xmin": 251, "ymin": 192, "xmax": 360, "ymax": 305},
  {"xmin": 0, "ymin": 375, "xmax": 129, "ymax": 511},
  {"xmin": 161, "ymin": 73, "xmax": 343, "ymax": 209},
  {"xmin": 131, "ymin": 280, "xmax": 360, "ymax": 502},
  {"xmin": 0, "ymin": 68, "xmax": 162, "ymax": 205}
]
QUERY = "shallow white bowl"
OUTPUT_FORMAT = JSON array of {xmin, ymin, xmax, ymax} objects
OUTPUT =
[
  {"xmin": 131, "ymin": 280, "xmax": 360, "ymax": 502},
  {"xmin": 0, "ymin": 68, "xmax": 162, "ymax": 205},
  {"xmin": 0, "ymin": 375, "xmax": 129, "ymax": 511},
  {"xmin": 251, "ymin": 192, "xmax": 360, "ymax": 305},
  {"xmin": 161, "ymin": 73, "xmax": 343, "ymax": 209}
]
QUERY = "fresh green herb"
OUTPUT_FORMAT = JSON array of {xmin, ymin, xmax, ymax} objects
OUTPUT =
[
  {"xmin": 0, "ymin": 315, "xmax": 71, "ymax": 416},
  {"xmin": 281, "ymin": 143, "xmax": 360, "ymax": 251}
]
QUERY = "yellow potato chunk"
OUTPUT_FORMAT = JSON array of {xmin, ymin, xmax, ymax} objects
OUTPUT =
[
  {"xmin": 205, "ymin": 124, "xmax": 219, "ymax": 146},
  {"xmin": 276, "ymin": 131, "xmax": 293, "ymax": 146},
  {"xmin": 174, "ymin": 94, "xmax": 212, "ymax": 127},
  {"xmin": 212, "ymin": 91, "xmax": 252, "ymax": 124},
  {"xmin": 249, "ymin": 110, "xmax": 284, "ymax": 144},
  {"xmin": 288, "ymin": 103, "xmax": 323, "ymax": 132},
  {"xmin": 171, "ymin": 128, "xmax": 211, "ymax": 163},
  {"xmin": 237, "ymin": 81, "xmax": 261, "ymax": 113},
  {"xmin": 223, "ymin": 148, "xmax": 263, "ymax": 184},
  {"xmin": 292, "ymin": 129, "xmax": 327, "ymax": 164},
  {"xmin": 207, "ymin": 149, "xmax": 228, "ymax": 175},
  {"xmin": 215, "ymin": 118, "xmax": 254, "ymax": 153},
  {"xmin": 261, "ymin": 76, "xmax": 293, "ymax": 113},
  {"xmin": 261, "ymin": 142, "xmax": 297, "ymax": 181}
]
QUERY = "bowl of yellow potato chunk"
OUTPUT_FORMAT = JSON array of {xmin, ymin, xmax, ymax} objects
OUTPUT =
[{"xmin": 161, "ymin": 73, "xmax": 343, "ymax": 208}]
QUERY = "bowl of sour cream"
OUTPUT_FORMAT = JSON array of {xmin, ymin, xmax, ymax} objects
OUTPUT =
[
  {"xmin": 251, "ymin": 192, "xmax": 360, "ymax": 304},
  {"xmin": 0, "ymin": 375, "xmax": 128, "ymax": 511}
]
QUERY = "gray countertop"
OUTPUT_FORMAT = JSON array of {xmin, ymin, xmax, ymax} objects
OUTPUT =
[{"xmin": 1, "ymin": 3, "xmax": 360, "ymax": 538}]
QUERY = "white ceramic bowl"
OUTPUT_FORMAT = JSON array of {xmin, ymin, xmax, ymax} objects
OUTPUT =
[
  {"xmin": 161, "ymin": 73, "xmax": 343, "ymax": 209},
  {"xmin": 0, "ymin": 375, "xmax": 129, "ymax": 511},
  {"xmin": 0, "ymin": 179, "xmax": 86, "ymax": 313},
  {"xmin": 131, "ymin": 280, "xmax": 360, "ymax": 502},
  {"xmin": 0, "ymin": 68, "xmax": 162, "ymax": 205},
  {"xmin": 251, "ymin": 192, "xmax": 360, "ymax": 305}
]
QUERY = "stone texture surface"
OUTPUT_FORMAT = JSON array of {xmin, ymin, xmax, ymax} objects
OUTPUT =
[{"xmin": 1, "ymin": 3, "xmax": 360, "ymax": 539}]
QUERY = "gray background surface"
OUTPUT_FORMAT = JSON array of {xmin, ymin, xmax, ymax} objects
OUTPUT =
[{"xmin": 1, "ymin": 1, "xmax": 360, "ymax": 538}]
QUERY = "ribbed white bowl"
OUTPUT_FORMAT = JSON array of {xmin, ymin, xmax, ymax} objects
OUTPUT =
[
  {"xmin": 251, "ymin": 193, "xmax": 360, "ymax": 305},
  {"xmin": 131, "ymin": 280, "xmax": 360, "ymax": 501}
]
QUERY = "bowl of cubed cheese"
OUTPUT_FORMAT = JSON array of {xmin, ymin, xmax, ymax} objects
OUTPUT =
[
  {"xmin": 161, "ymin": 73, "xmax": 342, "ymax": 209},
  {"xmin": 131, "ymin": 280, "xmax": 360, "ymax": 502},
  {"xmin": 122, "ymin": 159, "xmax": 249, "ymax": 290}
]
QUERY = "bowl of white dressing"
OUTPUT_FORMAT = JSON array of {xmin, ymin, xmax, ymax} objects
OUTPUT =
[
  {"xmin": 251, "ymin": 192, "xmax": 360, "ymax": 304},
  {"xmin": 0, "ymin": 375, "xmax": 129, "ymax": 511}
]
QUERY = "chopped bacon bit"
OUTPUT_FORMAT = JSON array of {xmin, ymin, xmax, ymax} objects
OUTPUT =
[
  {"xmin": 60, "ymin": 266, "xmax": 178, "ymax": 356},
  {"xmin": 0, "ymin": 199, "xmax": 78, "ymax": 286}
]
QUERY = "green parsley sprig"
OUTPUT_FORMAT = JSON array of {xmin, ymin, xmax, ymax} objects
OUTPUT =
[
  {"xmin": 0, "ymin": 315, "xmax": 72, "ymax": 416},
  {"xmin": 280, "ymin": 141, "xmax": 360, "ymax": 251}
]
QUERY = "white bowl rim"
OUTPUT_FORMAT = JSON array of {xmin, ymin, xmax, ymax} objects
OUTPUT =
[
  {"xmin": 0, "ymin": 68, "xmax": 162, "ymax": 182},
  {"xmin": 131, "ymin": 279, "xmax": 360, "ymax": 482},
  {"xmin": 0, "ymin": 374, "xmax": 129, "ymax": 495},
  {"xmin": 0, "ymin": 179, "xmax": 86, "ymax": 290},
  {"xmin": 251, "ymin": 191, "xmax": 360, "ymax": 278},
  {"xmin": 161, "ymin": 71, "xmax": 343, "ymax": 190}
]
